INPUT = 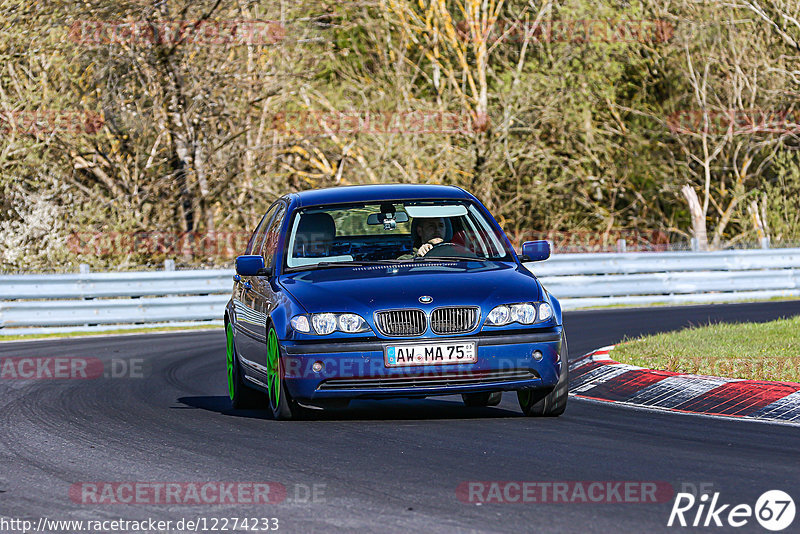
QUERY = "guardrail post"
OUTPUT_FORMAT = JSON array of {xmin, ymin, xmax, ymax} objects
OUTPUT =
[
  {"xmin": 164, "ymin": 259, "xmax": 175, "ymax": 271},
  {"xmin": 616, "ymin": 239, "xmax": 627, "ymax": 253},
  {"xmin": 690, "ymin": 238, "xmax": 699, "ymax": 252},
  {"xmin": 78, "ymin": 263, "xmax": 91, "ymax": 327},
  {"xmin": 761, "ymin": 237, "xmax": 770, "ymax": 249}
]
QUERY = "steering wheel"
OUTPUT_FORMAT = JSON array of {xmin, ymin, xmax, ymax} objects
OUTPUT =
[{"xmin": 423, "ymin": 242, "xmax": 478, "ymax": 258}]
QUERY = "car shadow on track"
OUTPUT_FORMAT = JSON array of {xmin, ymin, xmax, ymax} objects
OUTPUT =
[{"xmin": 176, "ymin": 395, "xmax": 522, "ymax": 421}]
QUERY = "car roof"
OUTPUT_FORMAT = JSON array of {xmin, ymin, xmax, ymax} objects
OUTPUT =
[{"xmin": 290, "ymin": 184, "xmax": 471, "ymax": 207}]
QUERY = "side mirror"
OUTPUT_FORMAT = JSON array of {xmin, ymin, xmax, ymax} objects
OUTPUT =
[
  {"xmin": 521, "ymin": 240, "xmax": 550, "ymax": 262},
  {"xmin": 235, "ymin": 255, "xmax": 266, "ymax": 276}
]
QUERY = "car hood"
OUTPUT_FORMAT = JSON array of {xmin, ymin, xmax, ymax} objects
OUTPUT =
[{"xmin": 278, "ymin": 261, "xmax": 542, "ymax": 314}]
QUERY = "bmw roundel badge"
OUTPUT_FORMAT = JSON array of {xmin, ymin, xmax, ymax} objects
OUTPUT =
[{"xmin": 419, "ymin": 295, "xmax": 433, "ymax": 304}]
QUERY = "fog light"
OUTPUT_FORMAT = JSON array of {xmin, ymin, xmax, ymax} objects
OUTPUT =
[
  {"xmin": 312, "ymin": 361, "xmax": 324, "ymax": 373},
  {"xmin": 532, "ymin": 350, "xmax": 543, "ymax": 361}
]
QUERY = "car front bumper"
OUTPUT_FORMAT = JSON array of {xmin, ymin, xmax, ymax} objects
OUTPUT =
[{"xmin": 281, "ymin": 329, "xmax": 563, "ymax": 401}]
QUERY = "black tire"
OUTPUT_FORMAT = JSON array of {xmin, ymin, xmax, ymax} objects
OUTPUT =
[
  {"xmin": 461, "ymin": 391, "xmax": 502, "ymax": 407},
  {"xmin": 266, "ymin": 325, "xmax": 299, "ymax": 420},
  {"xmin": 226, "ymin": 322, "xmax": 264, "ymax": 409},
  {"xmin": 518, "ymin": 331, "xmax": 569, "ymax": 417}
]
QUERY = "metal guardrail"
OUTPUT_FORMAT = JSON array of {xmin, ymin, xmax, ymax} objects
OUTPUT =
[
  {"xmin": 1, "ymin": 248, "xmax": 799, "ymax": 334},
  {"xmin": 0, "ymin": 269, "xmax": 232, "ymax": 300},
  {"xmin": 530, "ymin": 248, "xmax": 800, "ymax": 308}
]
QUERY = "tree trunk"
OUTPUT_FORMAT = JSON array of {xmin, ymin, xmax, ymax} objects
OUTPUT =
[{"xmin": 681, "ymin": 184, "xmax": 708, "ymax": 251}]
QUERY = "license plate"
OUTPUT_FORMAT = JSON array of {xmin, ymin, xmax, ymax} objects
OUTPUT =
[{"xmin": 385, "ymin": 342, "xmax": 477, "ymax": 367}]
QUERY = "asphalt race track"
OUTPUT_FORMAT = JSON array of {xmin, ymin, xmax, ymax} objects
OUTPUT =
[{"xmin": 2, "ymin": 301, "xmax": 800, "ymax": 533}]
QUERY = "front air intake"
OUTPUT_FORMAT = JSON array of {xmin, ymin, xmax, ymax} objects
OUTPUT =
[
  {"xmin": 374, "ymin": 309, "xmax": 427, "ymax": 336},
  {"xmin": 430, "ymin": 306, "xmax": 480, "ymax": 334}
]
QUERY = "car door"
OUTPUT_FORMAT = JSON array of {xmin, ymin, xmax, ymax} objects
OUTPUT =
[
  {"xmin": 233, "ymin": 203, "xmax": 278, "ymax": 385},
  {"xmin": 237, "ymin": 202, "xmax": 287, "ymax": 387}
]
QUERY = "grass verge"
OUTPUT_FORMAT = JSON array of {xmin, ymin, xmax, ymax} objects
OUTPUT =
[{"xmin": 611, "ymin": 316, "xmax": 800, "ymax": 382}]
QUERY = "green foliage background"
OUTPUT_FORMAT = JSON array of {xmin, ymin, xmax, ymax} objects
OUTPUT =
[{"xmin": 1, "ymin": 0, "xmax": 799, "ymax": 270}]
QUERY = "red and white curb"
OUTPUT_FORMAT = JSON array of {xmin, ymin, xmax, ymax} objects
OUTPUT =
[{"xmin": 569, "ymin": 346, "xmax": 800, "ymax": 424}]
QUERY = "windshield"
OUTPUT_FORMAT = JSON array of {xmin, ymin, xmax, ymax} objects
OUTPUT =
[{"xmin": 284, "ymin": 200, "xmax": 513, "ymax": 270}]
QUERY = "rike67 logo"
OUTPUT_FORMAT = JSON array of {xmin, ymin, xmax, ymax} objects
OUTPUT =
[{"xmin": 668, "ymin": 490, "xmax": 795, "ymax": 531}]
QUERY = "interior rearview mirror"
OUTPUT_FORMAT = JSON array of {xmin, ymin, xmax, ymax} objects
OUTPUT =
[{"xmin": 367, "ymin": 211, "xmax": 409, "ymax": 225}]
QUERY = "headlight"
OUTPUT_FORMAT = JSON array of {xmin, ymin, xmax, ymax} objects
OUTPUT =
[
  {"xmin": 538, "ymin": 302, "xmax": 553, "ymax": 322},
  {"xmin": 289, "ymin": 315, "xmax": 310, "ymax": 333},
  {"xmin": 484, "ymin": 302, "xmax": 553, "ymax": 327},
  {"xmin": 511, "ymin": 303, "xmax": 536, "ymax": 324},
  {"xmin": 291, "ymin": 313, "xmax": 371, "ymax": 335},
  {"xmin": 311, "ymin": 313, "xmax": 338, "ymax": 335},
  {"xmin": 338, "ymin": 313, "xmax": 367, "ymax": 333},
  {"xmin": 485, "ymin": 305, "xmax": 511, "ymax": 326}
]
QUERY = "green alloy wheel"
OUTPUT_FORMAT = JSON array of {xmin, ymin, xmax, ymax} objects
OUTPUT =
[
  {"xmin": 266, "ymin": 326, "xmax": 298, "ymax": 420},
  {"xmin": 226, "ymin": 322, "xmax": 262, "ymax": 409}
]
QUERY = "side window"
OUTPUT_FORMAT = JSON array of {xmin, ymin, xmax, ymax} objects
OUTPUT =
[
  {"xmin": 245, "ymin": 204, "xmax": 278, "ymax": 254},
  {"xmin": 259, "ymin": 203, "xmax": 287, "ymax": 270}
]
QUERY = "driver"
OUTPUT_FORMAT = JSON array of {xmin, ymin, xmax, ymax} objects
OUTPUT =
[
  {"xmin": 397, "ymin": 217, "xmax": 448, "ymax": 259},
  {"xmin": 414, "ymin": 217, "xmax": 447, "ymax": 257}
]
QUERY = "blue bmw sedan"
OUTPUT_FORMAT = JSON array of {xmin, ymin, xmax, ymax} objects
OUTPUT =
[{"xmin": 224, "ymin": 184, "xmax": 567, "ymax": 419}]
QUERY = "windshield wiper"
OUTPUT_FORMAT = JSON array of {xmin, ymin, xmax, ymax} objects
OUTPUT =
[
  {"xmin": 319, "ymin": 260, "xmax": 404, "ymax": 266},
  {"xmin": 412, "ymin": 256, "xmax": 487, "ymax": 262},
  {"xmin": 288, "ymin": 260, "xmax": 403, "ymax": 272}
]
